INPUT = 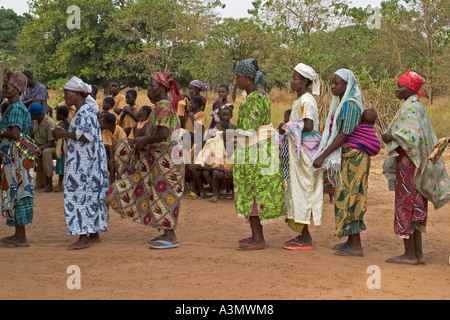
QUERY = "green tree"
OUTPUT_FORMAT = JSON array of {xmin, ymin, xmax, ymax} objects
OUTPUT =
[
  {"xmin": 0, "ymin": 7, "xmax": 32, "ymax": 72},
  {"xmin": 381, "ymin": 0, "xmax": 450, "ymax": 102},
  {"xmin": 17, "ymin": 0, "xmax": 123, "ymax": 89}
]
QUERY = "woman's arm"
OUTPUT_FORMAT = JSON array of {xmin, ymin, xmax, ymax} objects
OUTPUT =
[
  {"xmin": 2, "ymin": 126, "xmax": 21, "ymax": 140},
  {"xmin": 312, "ymin": 130, "xmax": 347, "ymax": 169},
  {"xmin": 133, "ymin": 126, "xmax": 170, "ymax": 150},
  {"xmin": 52, "ymin": 127, "xmax": 90, "ymax": 143}
]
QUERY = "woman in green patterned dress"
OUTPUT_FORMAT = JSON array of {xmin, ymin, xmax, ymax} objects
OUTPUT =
[{"xmin": 233, "ymin": 59, "xmax": 285, "ymax": 250}]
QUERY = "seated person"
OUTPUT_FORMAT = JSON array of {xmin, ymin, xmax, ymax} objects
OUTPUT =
[
  {"xmin": 128, "ymin": 105, "xmax": 152, "ymax": 139},
  {"xmin": 101, "ymin": 112, "xmax": 127, "ymax": 183},
  {"xmin": 120, "ymin": 89, "xmax": 140, "ymax": 137},
  {"xmin": 342, "ymin": 108, "xmax": 381, "ymax": 156},
  {"xmin": 190, "ymin": 121, "xmax": 234, "ymax": 201},
  {"xmin": 29, "ymin": 103, "xmax": 56, "ymax": 192}
]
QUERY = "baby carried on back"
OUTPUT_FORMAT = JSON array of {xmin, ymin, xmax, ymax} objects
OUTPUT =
[{"xmin": 342, "ymin": 108, "xmax": 381, "ymax": 156}]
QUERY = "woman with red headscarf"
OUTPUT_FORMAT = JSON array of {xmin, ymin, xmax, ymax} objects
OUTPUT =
[
  {"xmin": 382, "ymin": 69, "xmax": 449, "ymax": 265},
  {"xmin": 105, "ymin": 73, "xmax": 185, "ymax": 249}
]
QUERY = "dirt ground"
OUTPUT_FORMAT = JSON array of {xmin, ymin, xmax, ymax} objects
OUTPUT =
[{"xmin": 0, "ymin": 151, "xmax": 449, "ymax": 301}]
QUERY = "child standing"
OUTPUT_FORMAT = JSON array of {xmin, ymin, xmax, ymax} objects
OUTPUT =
[
  {"xmin": 185, "ymin": 96, "xmax": 206, "ymax": 138},
  {"xmin": 205, "ymin": 85, "xmax": 234, "ymax": 139},
  {"xmin": 54, "ymin": 105, "xmax": 70, "ymax": 192},
  {"xmin": 208, "ymin": 121, "xmax": 234, "ymax": 203},
  {"xmin": 101, "ymin": 96, "xmax": 118, "ymax": 121},
  {"xmin": 101, "ymin": 112, "xmax": 127, "ymax": 183},
  {"xmin": 120, "ymin": 89, "xmax": 139, "ymax": 137},
  {"xmin": 128, "ymin": 105, "xmax": 152, "ymax": 140},
  {"xmin": 219, "ymin": 106, "xmax": 237, "ymax": 130}
]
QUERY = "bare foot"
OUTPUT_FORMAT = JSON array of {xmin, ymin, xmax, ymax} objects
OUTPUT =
[
  {"xmin": 1, "ymin": 238, "xmax": 30, "ymax": 247},
  {"xmin": 88, "ymin": 233, "xmax": 101, "ymax": 243},
  {"xmin": 210, "ymin": 195, "xmax": 218, "ymax": 203},
  {"xmin": 386, "ymin": 255, "xmax": 418, "ymax": 265},
  {"xmin": 68, "ymin": 237, "xmax": 91, "ymax": 250}
]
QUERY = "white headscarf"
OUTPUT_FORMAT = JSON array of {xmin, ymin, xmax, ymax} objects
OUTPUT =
[
  {"xmin": 294, "ymin": 63, "xmax": 320, "ymax": 95},
  {"xmin": 64, "ymin": 76, "xmax": 99, "ymax": 113}
]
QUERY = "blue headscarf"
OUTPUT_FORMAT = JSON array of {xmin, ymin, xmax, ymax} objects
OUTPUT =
[{"xmin": 235, "ymin": 59, "xmax": 266, "ymax": 84}]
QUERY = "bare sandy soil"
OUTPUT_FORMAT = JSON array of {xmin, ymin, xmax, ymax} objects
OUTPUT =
[{"xmin": 0, "ymin": 152, "xmax": 449, "ymax": 301}]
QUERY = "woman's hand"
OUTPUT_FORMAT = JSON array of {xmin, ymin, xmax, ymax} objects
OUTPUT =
[
  {"xmin": 382, "ymin": 133, "xmax": 394, "ymax": 144},
  {"xmin": 52, "ymin": 126, "xmax": 66, "ymax": 139},
  {"xmin": 312, "ymin": 155, "xmax": 325, "ymax": 169},
  {"xmin": 133, "ymin": 136, "xmax": 148, "ymax": 151}
]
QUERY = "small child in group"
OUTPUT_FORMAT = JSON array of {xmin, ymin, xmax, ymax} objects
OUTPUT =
[
  {"xmin": 219, "ymin": 106, "xmax": 237, "ymax": 130},
  {"xmin": 207, "ymin": 121, "xmax": 234, "ymax": 203},
  {"xmin": 54, "ymin": 105, "xmax": 70, "ymax": 192},
  {"xmin": 342, "ymin": 108, "xmax": 381, "ymax": 156},
  {"xmin": 101, "ymin": 112, "xmax": 127, "ymax": 183},
  {"xmin": 278, "ymin": 109, "xmax": 292, "ymax": 183},
  {"xmin": 185, "ymin": 96, "xmax": 206, "ymax": 139},
  {"xmin": 120, "ymin": 89, "xmax": 139, "ymax": 137},
  {"xmin": 100, "ymin": 96, "xmax": 118, "ymax": 122},
  {"xmin": 128, "ymin": 105, "xmax": 152, "ymax": 140}
]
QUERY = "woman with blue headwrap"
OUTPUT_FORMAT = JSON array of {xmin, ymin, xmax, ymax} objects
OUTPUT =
[
  {"xmin": 313, "ymin": 69, "xmax": 367, "ymax": 257},
  {"xmin": 233, "ymin": 59, "xmax": 285, "ymax": 251}
]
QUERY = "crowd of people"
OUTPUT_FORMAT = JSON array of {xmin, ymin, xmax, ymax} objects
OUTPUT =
[{"xmin": 0, "ymin": 61, "xmax": 448, "ymax": 265}]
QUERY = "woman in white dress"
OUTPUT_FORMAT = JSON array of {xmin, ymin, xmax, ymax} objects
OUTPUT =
[
  {"xmin": 283, "ymin": 63, "xmax": 323, "ymax": 250},
  {"xmin": 52, "ymin": 77, "xmax": 109, "ymax": 250}
]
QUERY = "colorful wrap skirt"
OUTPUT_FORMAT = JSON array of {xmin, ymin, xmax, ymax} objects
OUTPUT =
[
  {"xmin": 394, "ymin": 147, "xmax": 427, "ymax": 238},
  {"xmin": 105, "ymin": 139, "xmax": 185, "ymax": 230},
  {"xmin": 334, "ymin": 148, "xmax": 370, "ymax": 238}
]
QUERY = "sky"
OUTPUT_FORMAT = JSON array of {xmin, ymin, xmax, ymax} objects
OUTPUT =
[{"xmin": 2, "ymin": 0, "xmax": 385, "ymax": 18}]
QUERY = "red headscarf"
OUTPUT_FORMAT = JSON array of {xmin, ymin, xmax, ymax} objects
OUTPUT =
[
  {"xmin": 151, "ymin": 72, "xmax": 179, "ymax": 111},
  {"xmin": 398, "ymin": 69, "xmax": 426, "ymax": 97}
]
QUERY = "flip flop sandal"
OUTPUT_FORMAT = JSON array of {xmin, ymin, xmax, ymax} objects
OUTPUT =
[
  {"xmin": 283, "ymin": 242, "xmax": 313, "ymax": 251},
  {"xmin": 236, "ymin": 243, "xmax": 265, "ymax": 251},
  {"xmin": 331, "ymin": 243, "xmax": 346, "ymax": 250},
  {"xmin": 333, "ymin": 247, "xmax": 364, "ymax": 257},
  {"xmin": 386, "ymin": 256, "xmax": 418, "ymax": 265},
  {"xmin": 149, "ymin": 235, "xmax": 179, "ymax": 245},
  {"xmin": 150, "ymin": 240, "xmax": 179, "ymax": 250},
  {"xmin": 238, "ymin": 237, "xmax": 253, "ymax": 244}
]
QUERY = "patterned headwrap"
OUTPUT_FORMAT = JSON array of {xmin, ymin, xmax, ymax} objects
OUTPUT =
[
  {"xmin": 151, "ymin": 72, "xmax": 180, "ymax": 111},
  {"xmin": 5, "ymin": 72, "xmax": 27, "ymax": 94},
  {"xmin": 398, "ymin": 69, "xmax": 425, "ymax": 97},
  {"xmin": 235, "ymin": 59, "xmax": 266, "ymax": 84},
  {"xmin": 189, "ymin": 80, "xmax": 210, "ymax": 92}
]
